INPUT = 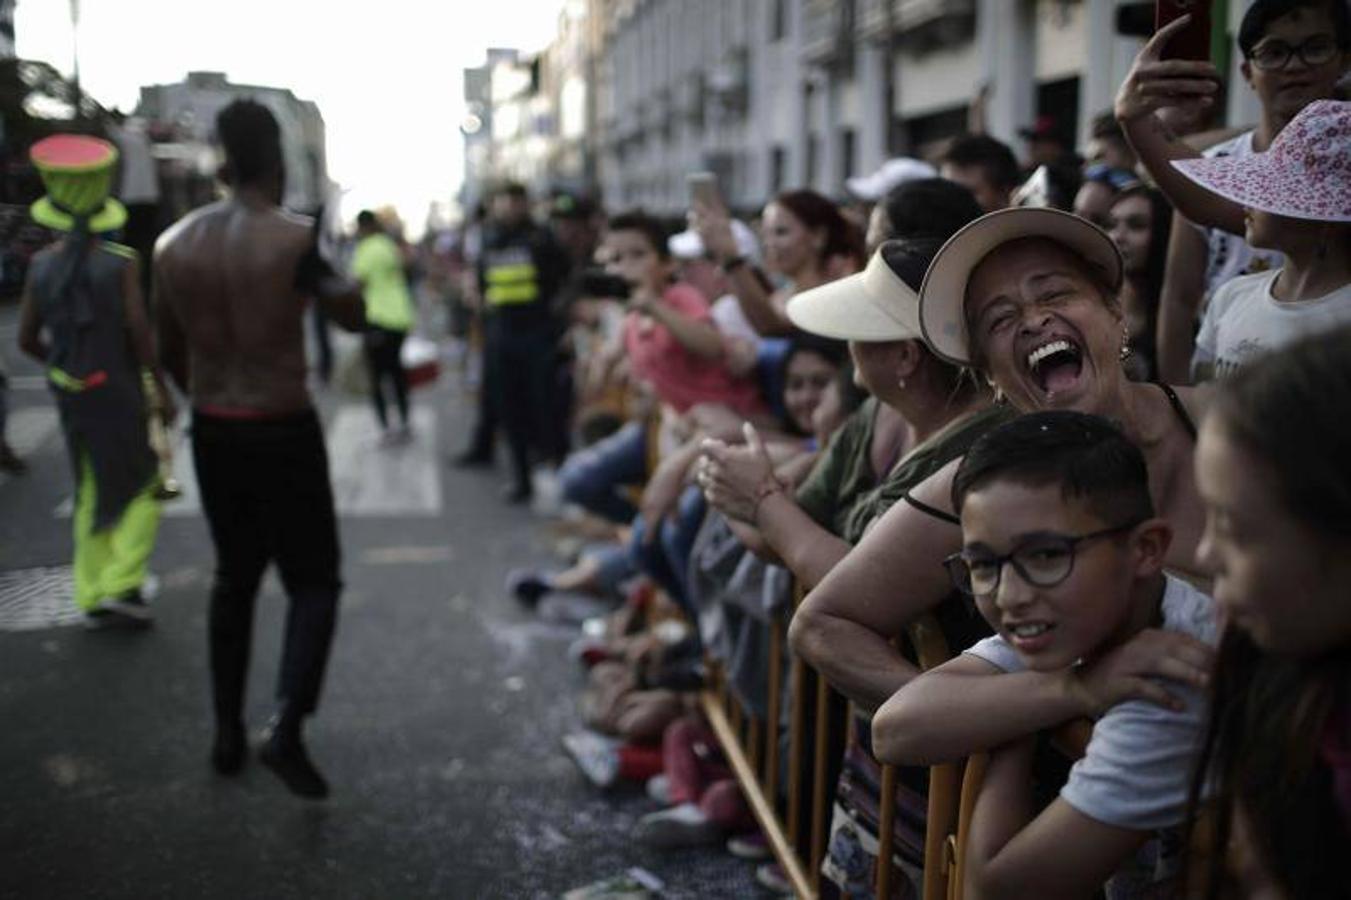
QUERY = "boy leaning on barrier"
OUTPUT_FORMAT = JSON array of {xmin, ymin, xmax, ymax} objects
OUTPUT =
[{"xmin": 873, "ymin": 411, "xmax": 1216, "ymax": 899}]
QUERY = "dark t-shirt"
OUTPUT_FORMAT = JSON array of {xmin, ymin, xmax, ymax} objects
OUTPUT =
[{"xmin": 797, "ymin": 400, "xmax": 1013, "ymax": 545}]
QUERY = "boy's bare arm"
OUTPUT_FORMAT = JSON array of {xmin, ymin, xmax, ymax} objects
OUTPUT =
[
  {"xmin": 874, "ymin": 630, "xmax": 1212, "ymax": 766},
  {"xmin": 966, "ymin": 740, "xmax": 1146, "ymax": 900}
]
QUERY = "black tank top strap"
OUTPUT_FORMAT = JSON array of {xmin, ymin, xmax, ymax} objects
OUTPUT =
[
  {"xmin": 901, "ymin": 492, "xmax": 961, "ymax": 526},
  {"xmin": 1155, "ymin": 382, "xmax": 1198, "ymax": 441}
]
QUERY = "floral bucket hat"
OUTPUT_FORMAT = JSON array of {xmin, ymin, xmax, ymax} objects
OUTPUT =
[{"xmin": 1172, "ymin": 99, "xmax": 1351, "ymax": 223}]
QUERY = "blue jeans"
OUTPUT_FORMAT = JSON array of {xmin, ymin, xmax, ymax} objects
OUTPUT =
[
  {"xmin": 629, "ymin": 485, "xmax": 706, "ymax": 625},
  {"xmin": 559, "ymin": 420, "xmax": 647, "ymax": 524}
]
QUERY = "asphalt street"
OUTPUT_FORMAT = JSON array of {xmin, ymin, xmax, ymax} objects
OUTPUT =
[{"xmin": 0, "ymin": 305, "xmax": 767, "ymax": 900}]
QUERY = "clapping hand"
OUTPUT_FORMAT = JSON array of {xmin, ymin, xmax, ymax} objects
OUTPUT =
[{"xmin": 698, "ymin": 422, "xmax": 784, "ymax": 524}]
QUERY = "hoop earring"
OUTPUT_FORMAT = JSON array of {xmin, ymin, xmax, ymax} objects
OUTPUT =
[{"xmin": 1120, "ymin": 328, "xmax": 1132, "ymax": 362}]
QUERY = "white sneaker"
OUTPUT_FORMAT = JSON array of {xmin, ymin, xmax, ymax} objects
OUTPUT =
[
  {"xmin": 645, "ymin": 774, "xmax": 672, "ymax": 804},
  {"xmin": 634, "ymin": 802, "xmax": 721, "ymax": 848},
  {"xmin": 561, "ymin": 731, "xmax": 620, "ymax": 788}
]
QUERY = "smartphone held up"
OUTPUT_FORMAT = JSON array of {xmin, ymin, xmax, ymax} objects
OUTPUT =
[{"xmin": 1155, "ymin": 0, "xmax": 1213, "ymax": 61}]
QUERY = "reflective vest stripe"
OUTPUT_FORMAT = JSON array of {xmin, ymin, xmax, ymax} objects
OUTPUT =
[{"xmin": 485, "ymin": 262, "xmax": 540, "ymax": 305}]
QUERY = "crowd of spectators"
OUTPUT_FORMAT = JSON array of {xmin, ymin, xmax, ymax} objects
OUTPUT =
[{"xmin": 433, "ymin": 1, "xmax": 1351, "ymax": 895}]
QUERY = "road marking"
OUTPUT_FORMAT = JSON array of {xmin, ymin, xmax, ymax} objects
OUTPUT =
[
  {"xmin": 0, "ymin": 566, "xmax": 83, "ymax": 631},
  {"xmin": 328, "ymin": 404, "xmax": 441, "ymax": 516}
]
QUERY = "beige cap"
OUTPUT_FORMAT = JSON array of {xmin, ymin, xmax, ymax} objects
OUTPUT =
[{"xmin": 918, "ymin": 207, "xmax": 1123, "ymax": 366}]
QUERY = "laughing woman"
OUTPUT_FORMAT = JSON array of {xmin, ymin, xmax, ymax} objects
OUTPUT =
[{"xmin": 786, "ymin": 208, "xmax": 1218, "ymax": 895}]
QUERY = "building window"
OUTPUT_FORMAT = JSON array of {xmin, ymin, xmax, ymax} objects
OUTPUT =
[
  {"xmin": 839, "ymin": 128, "xmax": 856, "ymax": 182},
  {"xmin": 771, "ymin": 0, "xmax": 788, "ymax": 41},
  {"xmin": 770, "ymin": 145, "xmax": 787, "ymax": 194}
]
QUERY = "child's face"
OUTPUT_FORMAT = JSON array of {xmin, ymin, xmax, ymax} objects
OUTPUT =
[
  {"xmin": 1195, "ymin": 416, "xmax": 1351, "ymax": 654},
  {"xmin": 782, "ymin": 350, "xmax": 836, "ymax": 436},
  {"xmin": 960, "ymin": 481, "xmax": 1147, "ymax": 671},
  {"xmin": 603, "ymin": 229, "xmax": 670, "ymax": 297}
]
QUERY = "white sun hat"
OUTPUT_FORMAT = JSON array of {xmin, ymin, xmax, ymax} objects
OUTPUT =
[
  {"xmin": 1172, "ymin": 99, "xmax": 1351, "ymax": 223},
  {"xmin": 786, "ymin": 240, "xmax": 925, "ymax": 342}
]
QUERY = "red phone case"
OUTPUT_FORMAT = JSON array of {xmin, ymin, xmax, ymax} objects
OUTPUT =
[{"xmin": 1155, "ymin": 0, "xmax": 1212, "ymax": 60}]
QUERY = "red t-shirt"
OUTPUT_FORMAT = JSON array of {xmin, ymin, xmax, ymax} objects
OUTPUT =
[{"xmin": 623, "ymin": 283, "xmax": 765, "ymax": 415}]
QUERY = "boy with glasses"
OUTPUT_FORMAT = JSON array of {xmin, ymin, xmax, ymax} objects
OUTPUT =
[{"xmin": 872, "ymin": 411, "xmax": 1216, "ymax": 898}]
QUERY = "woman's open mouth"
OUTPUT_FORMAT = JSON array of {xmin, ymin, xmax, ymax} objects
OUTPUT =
[{"xmin": 1025, "ymin": 338, "xmax": 1084, "ymax": 398}]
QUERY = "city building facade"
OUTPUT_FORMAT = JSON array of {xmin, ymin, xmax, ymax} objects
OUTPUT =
[
  {"xmin": 464, "ymin": 0, "xmax": 1260, "ymax": 215},
  {"xmin": 136, "ymin": 71, "xmax": 329, "ymax": 213}
]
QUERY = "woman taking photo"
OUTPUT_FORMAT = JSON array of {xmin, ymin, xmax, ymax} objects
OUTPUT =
[{"xmin": 691, "ymin": 189, "xmax": 863, "ymax": 337}]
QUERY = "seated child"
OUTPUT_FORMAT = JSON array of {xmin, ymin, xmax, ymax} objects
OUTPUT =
[
  {"xmin": 876, "ymin": 410, "xmax": 1216, "ymax": 898},
  {"xmin": 1190, "ymin": 326, "xmax": 1351, "ymax": 898}
]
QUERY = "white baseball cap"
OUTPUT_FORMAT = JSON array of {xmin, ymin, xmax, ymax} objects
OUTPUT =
[
  {"xmin": 844, "ymin": 157, "xmax": 938, "ymax": 203},
  {"xmin": 668, "ymin": 218, "xmax": 760, "ymax": 261}
]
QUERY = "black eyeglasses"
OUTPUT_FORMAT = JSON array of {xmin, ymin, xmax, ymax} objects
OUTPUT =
[
  {"xmin": 944, "ymin": 521, "xmax": 1143, "ymax": 597},
  {"xmin": 1248, "ymin": 34, "xmax": 1340, "ymax": 71}
]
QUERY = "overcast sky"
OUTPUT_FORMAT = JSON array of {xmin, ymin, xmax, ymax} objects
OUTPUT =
[{"xmin": 15, "ymin": 0, "xmax": 562, "ymax": 232}]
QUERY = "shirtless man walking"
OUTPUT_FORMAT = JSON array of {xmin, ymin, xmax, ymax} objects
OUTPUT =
[{"xmin": 154, "ymin": 100, "xmax": 365, "ymax": 799}]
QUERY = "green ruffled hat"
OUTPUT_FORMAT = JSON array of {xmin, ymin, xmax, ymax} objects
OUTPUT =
[{"xmin": 29, "ymin": 134, "xmax": 127, "ymax": 234}]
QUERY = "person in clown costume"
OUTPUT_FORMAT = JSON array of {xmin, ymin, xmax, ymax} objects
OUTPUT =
[{"xmin": 16, "ymin": 134, "xmax": 174, "ymax": 628}]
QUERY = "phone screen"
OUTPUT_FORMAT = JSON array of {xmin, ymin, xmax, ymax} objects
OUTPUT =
[
  {"xmin": 687, "ymin": 172, "xmax": 722, "ymax": 209},
  {"xmin": 1155, "ymin": 0, "xmax": 1212, "ymax": 61}
]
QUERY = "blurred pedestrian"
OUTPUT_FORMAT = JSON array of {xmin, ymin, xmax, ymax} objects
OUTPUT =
[
  {"xmin": 154, "ymin": 99, "xmax": 366, "ymax": 799},
  {"xmin": 352, "ymin": 210, "xmax": 415, "ymax": 443},
  {"xmin": 16, "ymin": 134, "xmax": 169, "ymax": 628}
]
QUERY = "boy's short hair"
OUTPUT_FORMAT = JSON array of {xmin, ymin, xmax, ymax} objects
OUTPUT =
[
  {"xmin": 606, "ymin": 210, "xmax": 672, "ymax": 260},
  {"xmin": 942, "ymin": 135, "xmax": 1023, "ymax": 191},
  {"xmin": 356, "ymin": 210, "xmax": 378, "ymax": 229},
  {"xmin": 952, "ymin": 411, "xmax": 1155, "ymax": 525},
  {"xmin": 1238, "ymin": 0, "xmax": 1351, "ymax": 57}
]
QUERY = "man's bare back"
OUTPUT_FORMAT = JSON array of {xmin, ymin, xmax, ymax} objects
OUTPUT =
[{"xmin": 154, "ymin": 193, "xmax": 362, "ymax": 414}]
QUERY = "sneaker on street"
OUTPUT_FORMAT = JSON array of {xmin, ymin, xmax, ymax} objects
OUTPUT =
[
  {"xmin": 561, "ymin": 731, "xmax": 621, "ymax": 788},
  {"xmin": 726, "ymin": 831, "xmax": 772, "ymax": 860},
  {"xmin": 634, "ymin": 802, "xmax": 721, "ymax": 848},
  {"xmin": 505, "ymin": 568, "xmax": 555, "ymax": 607},
  {"xmin": 101, "ymin": 590, "xmax": 153, "ymax": 623},
  {"xmin": 756, "ymin": 862, "xmax": 794, "ymax": 896},
  {"xmin": 645, "ymin": 774, "xmax": 672, "ymax": 805}
]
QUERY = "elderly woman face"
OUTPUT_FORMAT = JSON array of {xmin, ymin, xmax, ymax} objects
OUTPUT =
[{"xmin": 964, "ymin": 238, "xmax": 1124, "ymax": 413}]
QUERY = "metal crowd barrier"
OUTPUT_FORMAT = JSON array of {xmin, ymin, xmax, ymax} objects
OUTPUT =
[{"xmin": 699, "ymin": 584, "xmax": 966, "ymax": 899}]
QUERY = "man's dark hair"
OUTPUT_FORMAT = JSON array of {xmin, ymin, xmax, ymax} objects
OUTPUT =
[
  {"xmin": 942, "ymin": 134, "xmax": 1023, "ymax": 191},
  {"xmin": 496, "ymin": 181, "xmax": 529, "ymax": 201},
  {"xmin": 1238, "ymin": 0, "xmax": 1351, "ymax": 57},
  {"xmin": 880, "ymin": 178, "xmax": 983, "ymax": 244},
  {"xmin": 356, "ymin": 210, "xmax": 378, "ymax": 229},
  {"xmin": 607, "ymin": 209, "xmax": 672, "ymax": 260},
  {"xmin": 1090, "ymin": 110, "xmax": 1126, "ymax": 142},
  {"xmin": 952, "ymin": 411, "xmax": 1155, "ymax": 525},
  {"xmin": 216, "ymin": 99, "xmax": 283, "ymax": 187}
]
